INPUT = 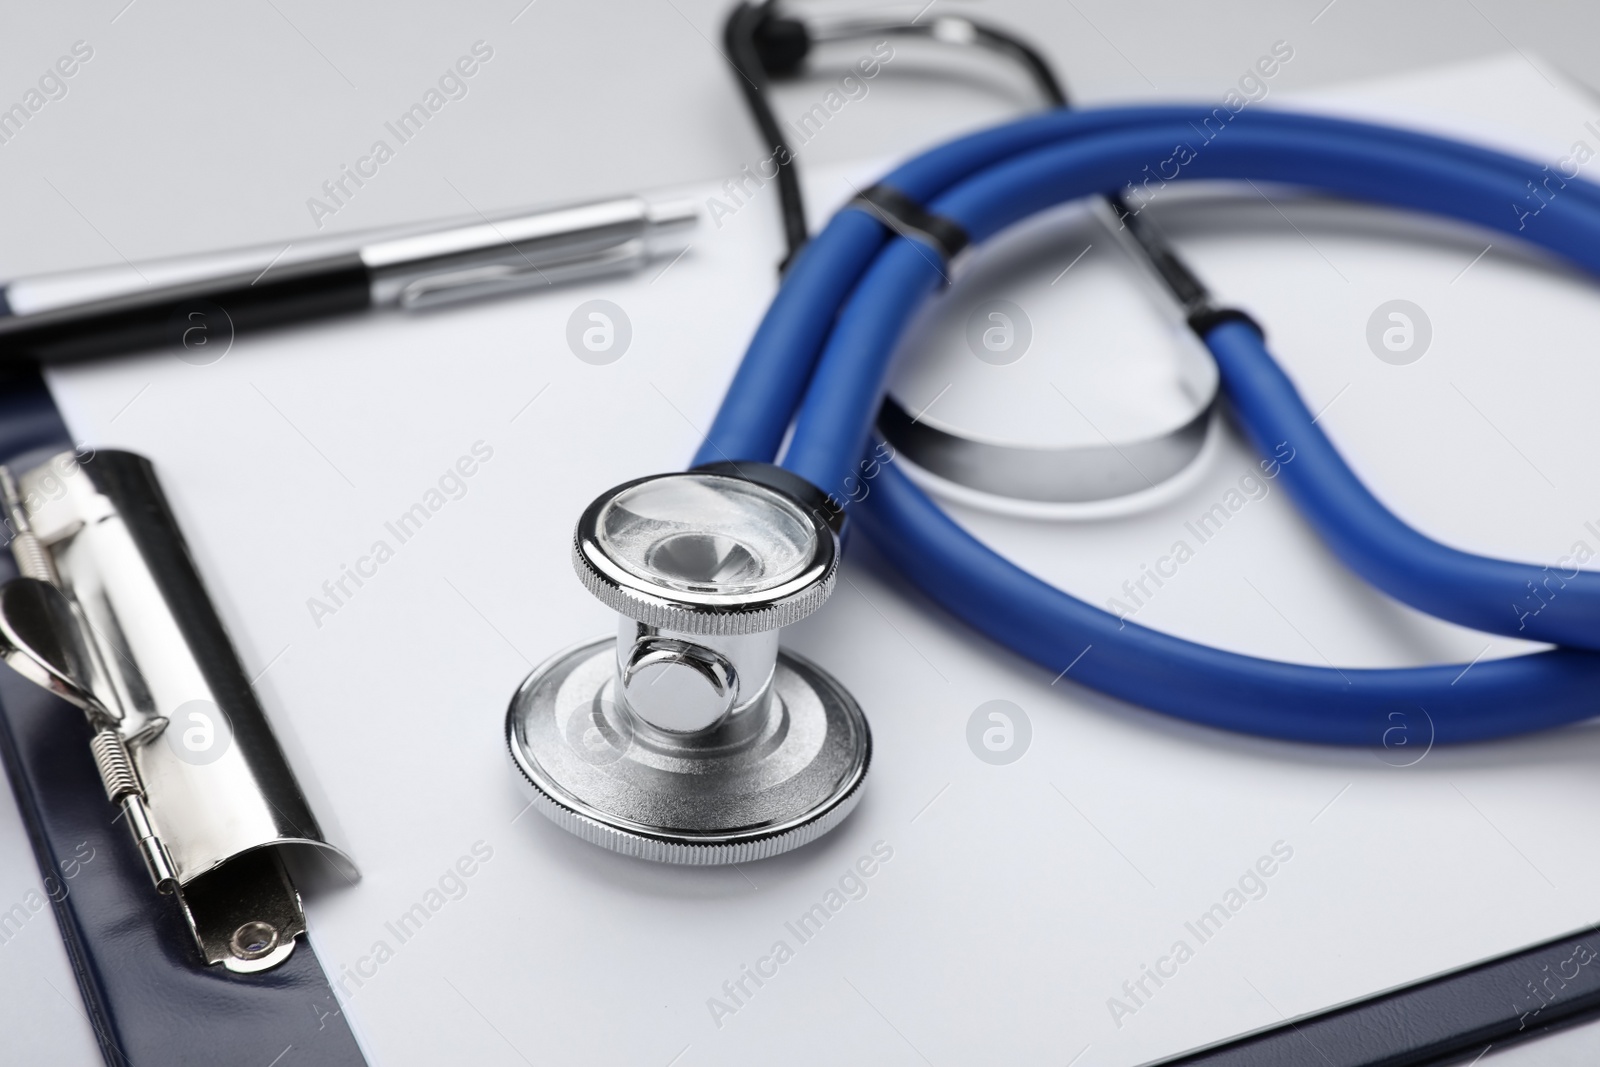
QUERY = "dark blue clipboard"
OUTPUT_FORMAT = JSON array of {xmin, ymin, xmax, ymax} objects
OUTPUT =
[
  {"xmin": 1161, "ymin": 925, "xmax": 1600, "ymax": 1066},
  {"xmin": 0, "ymin": 368, "xmax": 367, "ymax": 1067}
]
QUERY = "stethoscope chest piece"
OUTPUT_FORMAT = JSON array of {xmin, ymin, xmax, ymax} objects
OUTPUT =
[{"xmin": 506, "ymin": 471, "xmax": 870, "ymax": 864}]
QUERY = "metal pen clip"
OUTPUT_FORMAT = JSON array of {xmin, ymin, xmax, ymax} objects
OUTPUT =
[{"xmin": 363, "ymin": 197, "xmax": 697, "ymax": 311}]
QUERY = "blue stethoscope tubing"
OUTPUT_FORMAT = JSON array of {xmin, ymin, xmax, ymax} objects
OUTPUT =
[{"xmin": 693, "ymin": 105, "xmax": 1600, "ymax": 746}]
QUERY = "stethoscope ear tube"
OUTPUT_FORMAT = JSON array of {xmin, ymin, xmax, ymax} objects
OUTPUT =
[{"xmin": 698, "ymin": 104, "xmax": 1600, "ymax": 744}]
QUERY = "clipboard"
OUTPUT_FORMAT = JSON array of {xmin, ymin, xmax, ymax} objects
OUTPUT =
[
  {"xmin": 9, "ymin": 49, "xmax": 1600, "ymax": 1067},
  {"xmin": 0, "ymin": 367, "xmax": 368, "ymax": 1066}
]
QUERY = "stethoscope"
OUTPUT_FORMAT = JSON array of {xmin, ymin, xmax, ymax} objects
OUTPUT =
[{"xmin": 506, "ymin": 4, "xmax": 1600, "ymax": 864}]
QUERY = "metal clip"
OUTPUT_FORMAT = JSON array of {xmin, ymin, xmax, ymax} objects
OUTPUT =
[{"xmin": 0, "ymin": 451, "xmax": 357, "ymax": 972}]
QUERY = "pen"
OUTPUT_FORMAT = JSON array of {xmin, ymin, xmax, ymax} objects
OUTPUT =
[{"xmin": 0, "ymin": 196, "xmax": 698, "ymax": 363}]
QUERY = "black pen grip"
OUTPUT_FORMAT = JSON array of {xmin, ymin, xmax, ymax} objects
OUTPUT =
[{"xmin": 0, "ymin": 255, "xmax": 371, "ymax": 364}]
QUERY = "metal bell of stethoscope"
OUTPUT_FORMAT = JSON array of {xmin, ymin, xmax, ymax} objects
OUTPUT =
[{"xmin": 505, "ymin": 466, "xmax": 870, "ymax": 864}]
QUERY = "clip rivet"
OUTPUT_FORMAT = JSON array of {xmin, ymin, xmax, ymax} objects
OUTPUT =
[{"xmin": 229, "ymin": 921, "xmax": 279, "ymax": 961}]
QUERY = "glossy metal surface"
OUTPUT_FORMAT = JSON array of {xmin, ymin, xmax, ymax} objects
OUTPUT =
[
  {"xmin": 6, "ymin": 449, "xmax": 357, "ymax": 969},
  {"xmin": 521, "ymin": 470, "xmax": 867, "ymax": 862},
  {"xmin": 180, "ymin": 850, "xmax": 306, "ymax": 973},
  {"xmin": 365, "ymin": 196, "xmax": 696, "ymax": 309},
  {"xmin": 619, "ymin": 633, "xmax": 739, "ymax": 734},
  {"xmin": 804, "ymin": 12, "xmax": 985, "ymax": 45},
  {"xmin": 880, "ymin": 394, "xmax": 1215, "ymax": 503},
  {"xmin": 0, "ymin": 578, "xmax": 104, "ymax": 715},
  {"xmin": 572, "ymin": 472, "xmax": 838, "ymax": 636},
  {"xmin": 616, "ymin": 618, "xmax": 780, "ymax": 725},
  {"xmin": 507, "ymin": 637, "xmax": 870, "ymax": 865},
  {"xmin": 21, "ymin": 452, "xmax": 356, "ymax": 886}
]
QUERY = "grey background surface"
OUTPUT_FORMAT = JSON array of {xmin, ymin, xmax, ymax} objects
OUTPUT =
[
  {"xmin": 2, "ymin": 1, "xmax": 1600, "ymax": 1064},
  {"xmin": 0, "ymin": 0, "xmax": 1597, "ymax": 277}
]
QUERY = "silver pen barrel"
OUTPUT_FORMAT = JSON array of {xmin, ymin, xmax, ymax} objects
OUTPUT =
[{"xmin": 364, "ymin": 196, "xmax": 697, "ymax": 310}]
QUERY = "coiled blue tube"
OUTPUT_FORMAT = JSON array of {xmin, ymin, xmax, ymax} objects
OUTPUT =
[
  {"xmin": 853, "ymin": 462, "xmax": 1600, "ymax": 745},
  {"xmin": 698, "ymin": 105, "xmax": 1600, "ymax": 743}
]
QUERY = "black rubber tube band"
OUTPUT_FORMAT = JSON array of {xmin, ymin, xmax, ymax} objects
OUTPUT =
[
  {"xmin": 851, "ymin": 184, "xmax": 971, "ymax": 262},
  {"xmin": 1187, "ymin": 305, "xmax": 1266, "ymax": 340}
]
